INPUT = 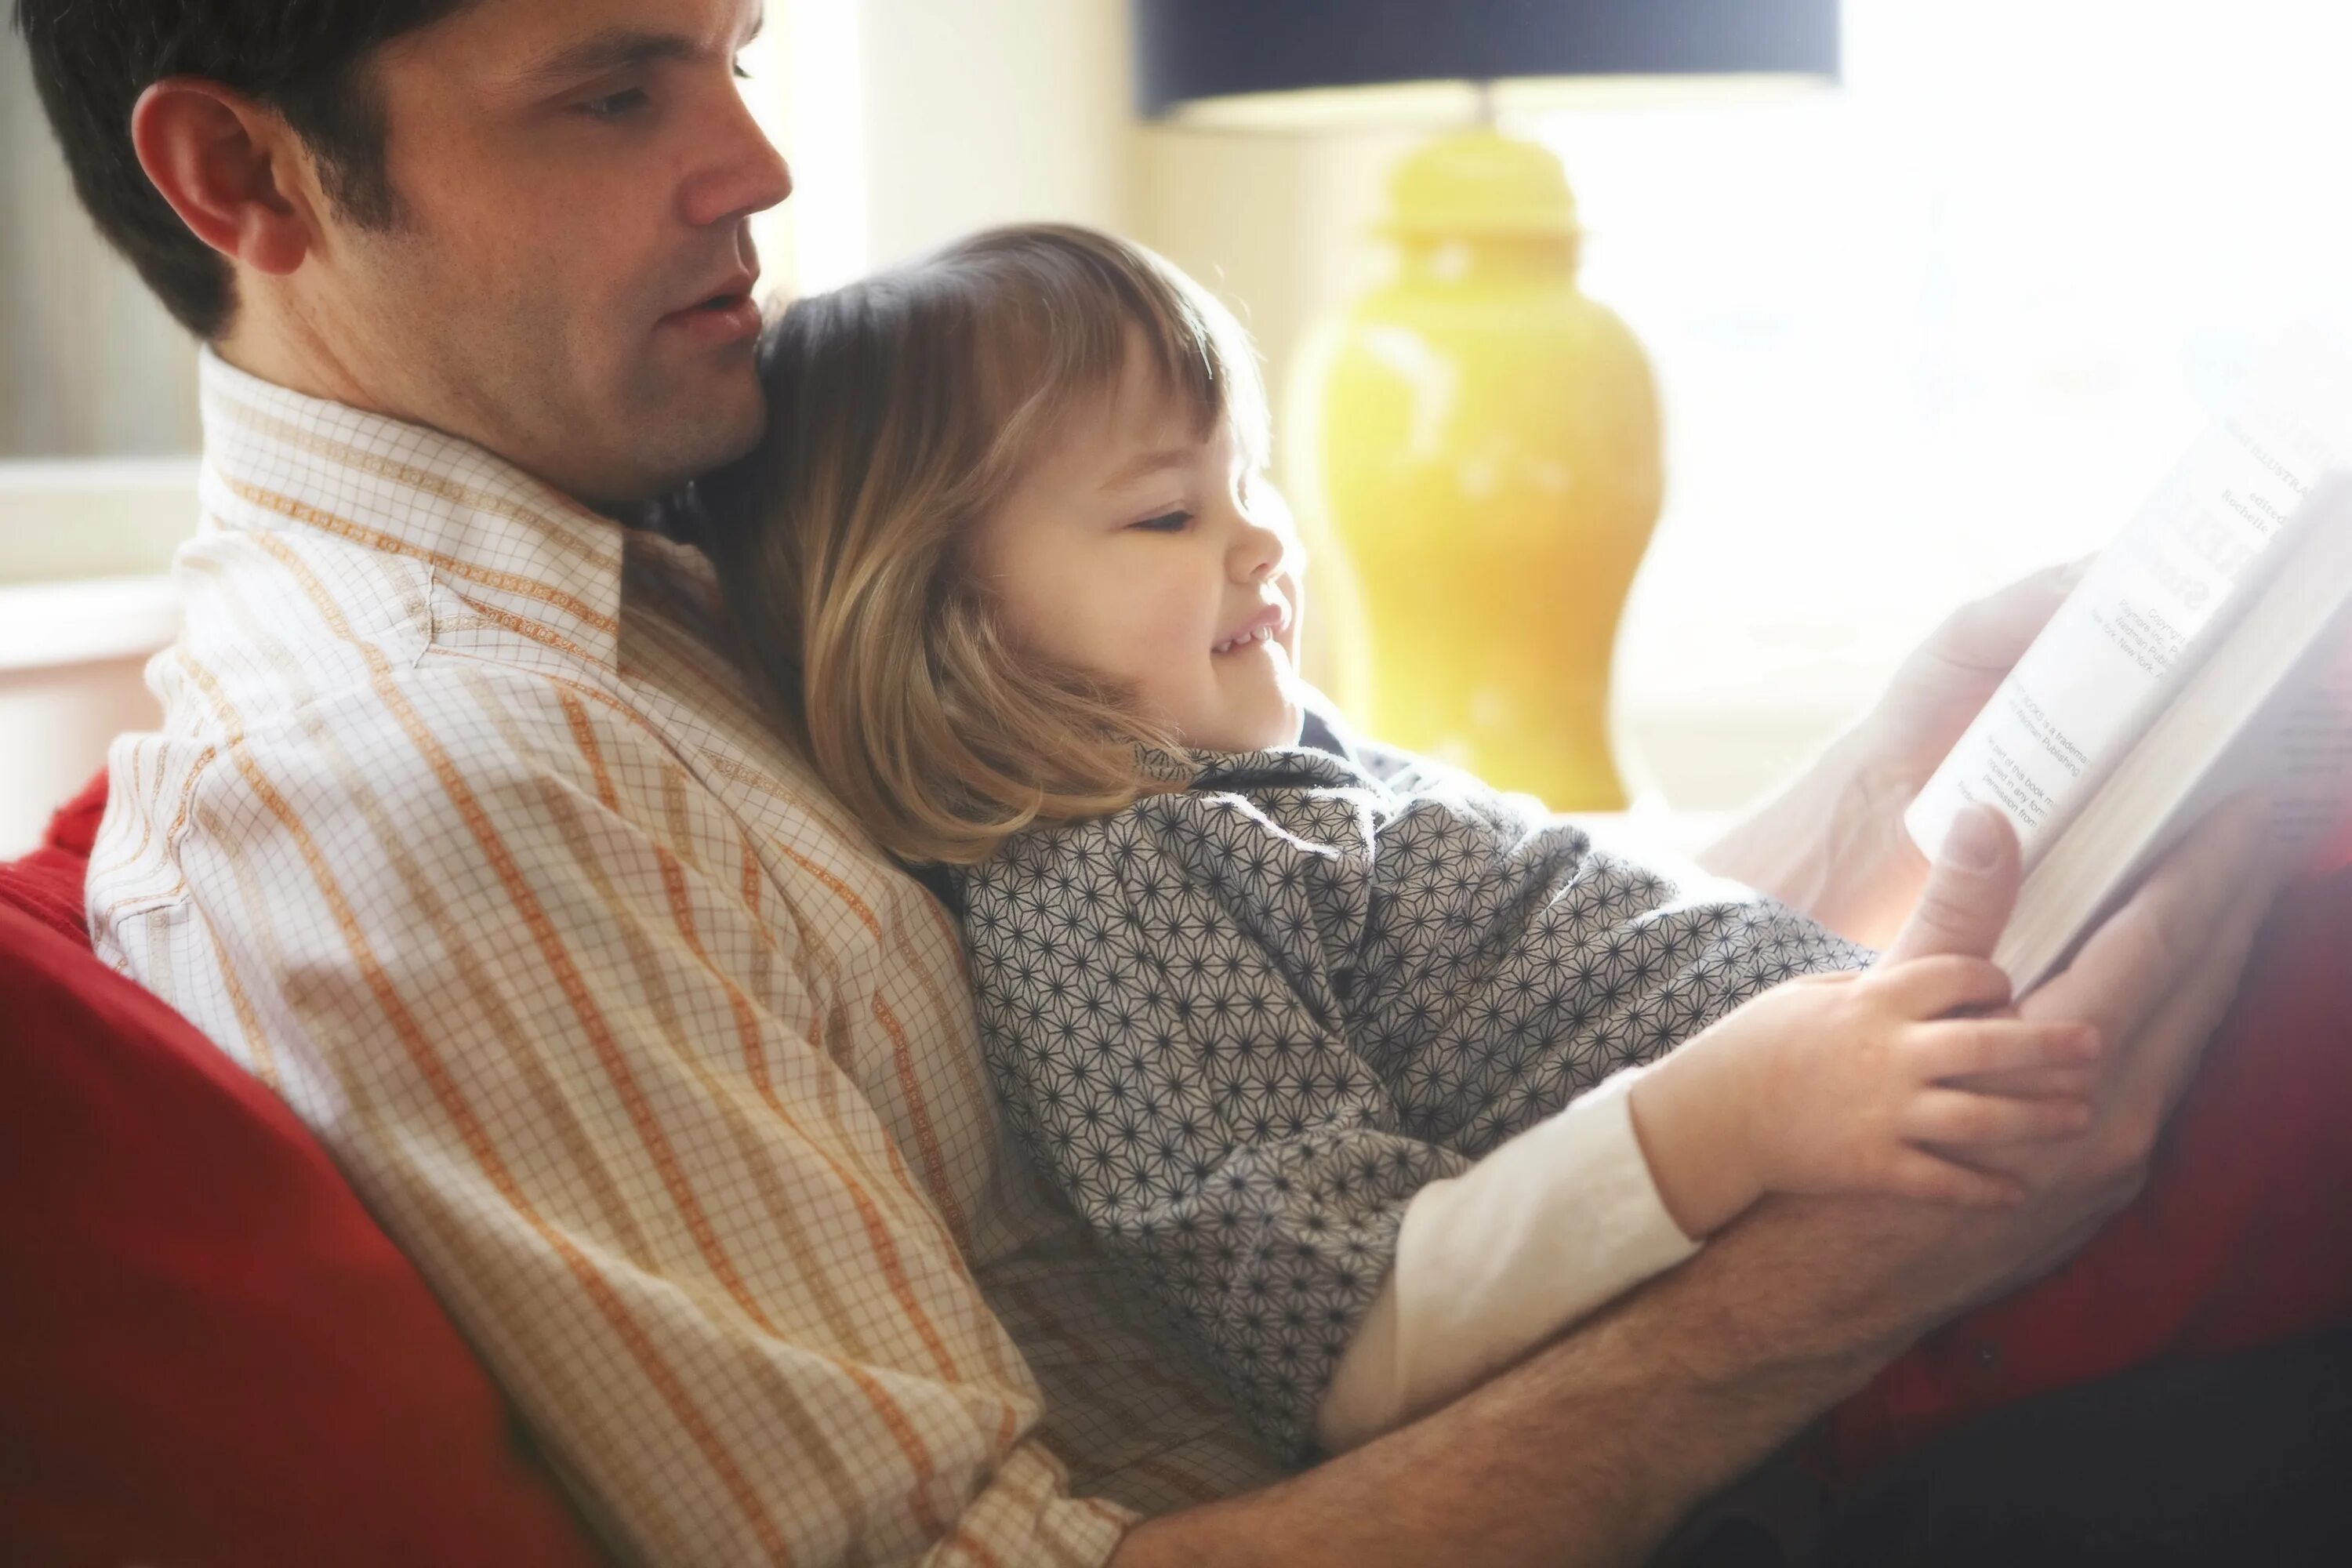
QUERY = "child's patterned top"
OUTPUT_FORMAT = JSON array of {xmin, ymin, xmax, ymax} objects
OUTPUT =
[{"xmin": 953, "ymin": 712, "xmax": 1875, "ymax": 1454}]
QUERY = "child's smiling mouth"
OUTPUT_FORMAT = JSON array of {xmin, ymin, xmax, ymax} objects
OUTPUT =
[{"xmin": 1212, "ymin": 603, "xmax": 1289, "ymax": 655}]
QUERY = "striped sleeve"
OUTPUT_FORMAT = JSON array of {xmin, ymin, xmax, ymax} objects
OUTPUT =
[{"xmin": 112, "ymin": 655, "xmax": 1134, "ymax": 1566}]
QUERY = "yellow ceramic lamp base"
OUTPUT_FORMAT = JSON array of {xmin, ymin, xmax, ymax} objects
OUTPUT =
[{"xmin": 1296, "ymin": 129, "xmax": 1661, "ymax": 809}]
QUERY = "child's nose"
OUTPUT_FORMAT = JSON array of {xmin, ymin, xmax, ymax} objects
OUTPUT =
[{"xmin": 1229, "ymin": 514, "xmax": 1287, "ymax": 583}]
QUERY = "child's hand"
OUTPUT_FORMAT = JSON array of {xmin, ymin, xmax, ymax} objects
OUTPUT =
[{"xmin": 1628, "ymin": 956, "xmax": 2103, "ymax": 1238}]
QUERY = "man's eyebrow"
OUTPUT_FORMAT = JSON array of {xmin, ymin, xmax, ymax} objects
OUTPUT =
[
  {"xmin": 517, "ymin": 30, "xmax": 694, "ymax": 89},
  {"xmin": 1100, "ymin": 446, "xmax": 1196, "ymax": 492},
  {"xmin": 517, "ymin": 13, "xmax": 763, "ymax": 89}
]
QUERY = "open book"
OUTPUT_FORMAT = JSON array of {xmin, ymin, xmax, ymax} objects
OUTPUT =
[{"xmin": 1904, "ymin": 332, "xmax": 2352, "ymax": 996}]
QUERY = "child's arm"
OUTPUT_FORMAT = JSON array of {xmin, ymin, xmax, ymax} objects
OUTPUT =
[{"xmin": 1628, "ymin": 956, "xmax": 2103, "ymax": 1237}]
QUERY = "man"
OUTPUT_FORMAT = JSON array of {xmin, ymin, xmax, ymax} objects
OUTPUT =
[{"xmin": 16, "ymin": 0, "xmax": 2290, "ymax": 1562}]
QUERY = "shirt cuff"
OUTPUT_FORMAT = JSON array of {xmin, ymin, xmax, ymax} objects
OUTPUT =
[{"xmin": 1315, "ymin": 1063, "xmax": 1701, "ymax": 1452}]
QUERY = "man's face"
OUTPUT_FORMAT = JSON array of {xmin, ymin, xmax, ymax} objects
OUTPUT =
[{"xmin": 286, "ymin": 0, "xmax": 787, "ymax": 509}]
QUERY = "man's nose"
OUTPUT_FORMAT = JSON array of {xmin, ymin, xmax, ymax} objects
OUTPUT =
[{"xmin": 680, "ymin": 94, "xmax": 793, "ymax": 229}]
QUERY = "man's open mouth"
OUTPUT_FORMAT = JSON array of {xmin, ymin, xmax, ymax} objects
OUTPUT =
[{"xmin": 660, "ymin": 289, "xmax": 761, "ymax": 344}]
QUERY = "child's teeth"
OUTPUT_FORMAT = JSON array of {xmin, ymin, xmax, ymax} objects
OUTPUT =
[{"xmin": 1214, "ymin": 623, "xmax": 1277, "ymax": 654}]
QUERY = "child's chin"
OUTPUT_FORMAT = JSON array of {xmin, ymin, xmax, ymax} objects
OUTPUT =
[
  {"xmin": 1255, "ymin": 699, "xmax": 1306, "ymax": 751},
  {"xmin": 1195, "ymin": 685, "xmax": 1305, "ymax": 753}
]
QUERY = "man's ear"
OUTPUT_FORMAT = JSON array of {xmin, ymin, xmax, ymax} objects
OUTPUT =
[{"xmin": 129, "ymin": 78, "xmax": 318, "ymax": 278}]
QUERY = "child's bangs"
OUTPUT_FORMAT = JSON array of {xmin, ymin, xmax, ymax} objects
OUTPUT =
[{"xmin": 944, "ymin": 227, "xmax": 1270, "ymax": 484}]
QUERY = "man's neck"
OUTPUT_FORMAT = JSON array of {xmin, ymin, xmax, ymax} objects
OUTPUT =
[
  {"xmin": 211, "ymin": 318, "xmax": 629, "ymax": 524},
  {"xmin": 215, "ymin": 314, "xmax": 393, "ymax": 432}
]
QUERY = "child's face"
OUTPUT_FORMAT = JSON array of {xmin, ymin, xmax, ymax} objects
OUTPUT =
[{"xmin": 971, "ymin": 353, "xmax": 1305, "ymax": 754}]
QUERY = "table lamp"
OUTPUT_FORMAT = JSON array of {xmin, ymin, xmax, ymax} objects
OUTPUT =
[{"xmin": 1134, "ymin": 0, "xmax": 1840, "ymax": 807}]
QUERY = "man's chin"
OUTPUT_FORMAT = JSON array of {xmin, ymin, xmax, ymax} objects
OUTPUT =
[{"xmin": 618, "ymin": 371, "xmax": 768, "ymax": 488}]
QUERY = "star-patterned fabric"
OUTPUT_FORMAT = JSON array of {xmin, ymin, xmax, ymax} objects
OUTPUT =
[{"xmin": 956, "ymin": 724, "xmax": 1875, "ymax": 1456}]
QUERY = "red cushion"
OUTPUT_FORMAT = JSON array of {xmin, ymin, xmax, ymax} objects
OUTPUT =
[
  {"xmin": 0, "ymin": 782, "xmax": 609, "ymax": 1567},
  {"xmin": 0, "ymin": 772, "xmax": 107, "ymax": 946}
]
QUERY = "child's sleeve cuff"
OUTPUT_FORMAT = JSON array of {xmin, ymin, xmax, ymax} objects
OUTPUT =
[{"xmin": 1316, "ymin": 1063, "xmax": 1701, "ymax": 1452}]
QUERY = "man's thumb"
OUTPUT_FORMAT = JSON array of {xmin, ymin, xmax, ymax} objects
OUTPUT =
[{"xmin": 1882, "ymin": 804, "xmax": 2023, "ymax": 964}]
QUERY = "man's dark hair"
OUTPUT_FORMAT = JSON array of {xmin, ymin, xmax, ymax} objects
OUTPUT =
[{"xmin": 11, "ymin": 0, "xmax": 469, "ymax": 339}]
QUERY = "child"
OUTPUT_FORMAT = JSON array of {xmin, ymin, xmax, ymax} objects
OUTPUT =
[{"xmin": 684, "ymin": 223, "xmax": 2348, "ymax": 1468}]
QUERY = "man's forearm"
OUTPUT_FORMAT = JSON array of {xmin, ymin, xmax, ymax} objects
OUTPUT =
[{"xmin": 1111, "ymin": 1200, "xmax": 1921, "ymax": 1568}]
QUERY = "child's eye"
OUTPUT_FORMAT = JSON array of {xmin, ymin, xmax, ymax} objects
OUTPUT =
[{"xmin": 1131, "ymin": 511, "xmax": 1192, "ymax": 533}]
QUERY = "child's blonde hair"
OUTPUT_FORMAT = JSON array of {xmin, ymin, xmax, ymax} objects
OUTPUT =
[{"xmin": 689, "ymin": 223, "xmax": 1271, "ymax": 866}]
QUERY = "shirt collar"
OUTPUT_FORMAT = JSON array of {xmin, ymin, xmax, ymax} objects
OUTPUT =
[{"xmin": 196, "ymin": 347, "xmax": 627, "ymax": 668}]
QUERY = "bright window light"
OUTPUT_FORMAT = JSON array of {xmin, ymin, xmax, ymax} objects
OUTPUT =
[{"xmin": 1528, "ymin": 0, "xmax": 2352, "ymax": 798}]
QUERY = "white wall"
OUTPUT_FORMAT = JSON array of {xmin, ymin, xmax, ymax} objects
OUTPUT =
[
  {"xmin": 858, "ymin": 0, "xmax": 1135, "ymax": 267},
  {"xmin": 0, "ymin": 466, "xmax": 194, "ymax": 853},
  {"xmin": 0, "ymin": 27, "xmax": 201, "ymax": 460},
  {"xmin": 0, "ymin": 577, "xmax": 182, "ymax": 855},
  {"xmin": 757, "ymin": 0, "xmax": 1138, "ymax": 294}
]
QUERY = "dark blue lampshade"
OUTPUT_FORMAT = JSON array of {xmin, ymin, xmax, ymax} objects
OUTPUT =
[{"xmin": 1134, "ymin": 0, "xmax": 1840, "ymax": 118}]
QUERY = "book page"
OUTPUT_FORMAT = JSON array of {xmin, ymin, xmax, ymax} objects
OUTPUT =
[
  {"xmin": 1906, "ymin": 333, "xmax": 2352, "ymax": 867},
  {"xmin": 1989, "ymin": 491, "xmax": 2352, "ymax": 997}
]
